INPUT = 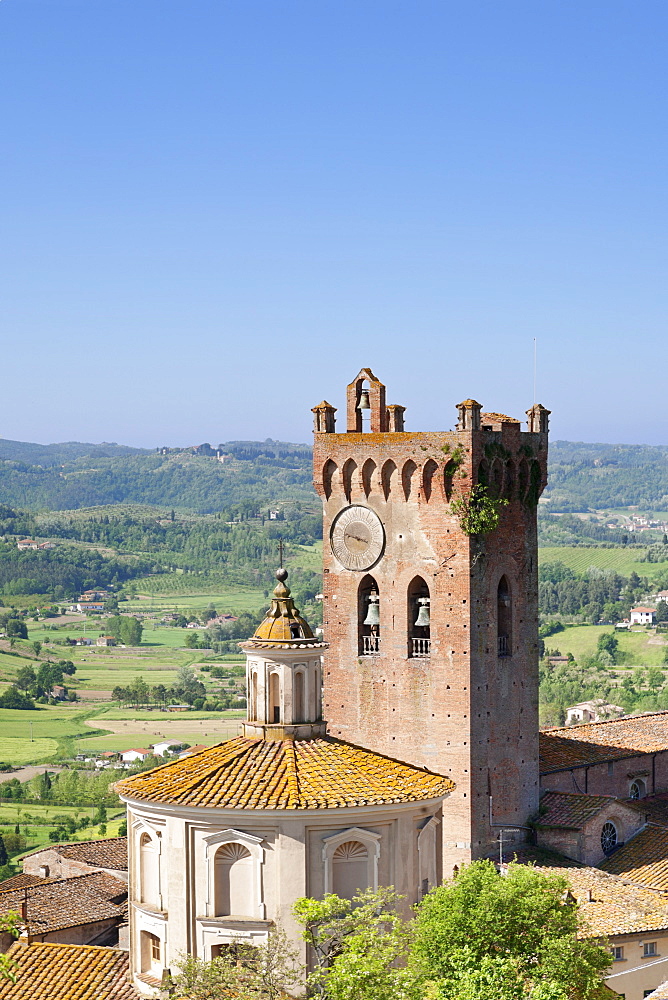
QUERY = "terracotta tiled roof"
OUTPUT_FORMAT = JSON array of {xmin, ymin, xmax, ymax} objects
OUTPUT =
[
  {"xmin": 540, "ymin": 712, "xmax": 668, "ymax": 772},
  {"xmin": 600, "ymin": 824, "xmax": 668, "ymax": 890},
  {"xmin": 535, "ymin": 791, "xmax": 618, "ymax": 830},
  {"xmin": 0, "ymin": 874, "xmax": 51, "ymax": 892},
  {"xmin": 116, "ymin": 736, "xmax": 454, "ymax": 810},
  {"xmin": 0, "ymin": 872, "xmax": 127, "ymax": 935},
  {"xmin": 511, "ymin": 855, "xmax": 668, "ymax": 937},
  {"xmin": 22, "ymin": 837, "xmax": 128, "ymax": 871},
  {"xmin": 0, "ymin": 941, "xmax": 138, "ymax": 999},
  {"xmin": 626, "ymin": 794, "xmax": 668, "ymax": 828}
]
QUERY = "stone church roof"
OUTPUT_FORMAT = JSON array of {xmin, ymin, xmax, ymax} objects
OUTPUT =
[{"xmin": 116, "ymin": 736, "xmax": 453, "ymax": 810}]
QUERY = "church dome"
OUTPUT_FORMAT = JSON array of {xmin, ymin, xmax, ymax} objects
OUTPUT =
[{"xmin": 243, "ymin": 568, "xmax": 326, "ymax": 649}]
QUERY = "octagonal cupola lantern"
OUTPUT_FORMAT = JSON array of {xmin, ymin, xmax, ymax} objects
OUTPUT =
[{"xmin": 240, "ymin": 567, "xmax": 328, "ymax": 740}]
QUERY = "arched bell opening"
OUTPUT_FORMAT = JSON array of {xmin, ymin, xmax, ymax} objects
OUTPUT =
[
  {"xmin": 497, "ymin": 576, "xmax": 512, "ymax": 657},
  {"xmin": 407, "ymin": 576, "xmax": 430, "ymax": 658},
  {"xmin": 356, "ymin": 379, "xmax": 372, "ymax": 431},
  {"xmin": 268, "ymin": 671, "xmax": 281, "ymax": 724},
  {"xmin": 358, "ymin": 575, "xmax": 380, "ymax": 656}
]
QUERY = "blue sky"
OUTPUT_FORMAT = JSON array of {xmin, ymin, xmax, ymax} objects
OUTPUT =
[{"xmin": 2, "ymin": 0, "xmax": 667, "ymax": 447}]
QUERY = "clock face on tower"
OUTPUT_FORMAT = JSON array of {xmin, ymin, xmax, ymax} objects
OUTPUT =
[{"xmin": 330, "ymin": 505, "xmax": 385, "ymax": 571}]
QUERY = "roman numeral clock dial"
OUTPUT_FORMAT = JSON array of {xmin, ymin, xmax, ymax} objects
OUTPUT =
[{"xmin": 330, "ymin": 505, "xmax": 385, "ymax": 571}]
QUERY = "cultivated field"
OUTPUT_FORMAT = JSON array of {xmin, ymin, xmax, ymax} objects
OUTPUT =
[
  {"xmin": 538, "ymin": 545, "xmax": 666, "ymax": 578},
  {"xmin": 546, "ymin": 623, "xmax": 668, "ymax": 666},
  {"xmin": 77, "ymin": 711, "xmax": 244, "ymax": 751}
]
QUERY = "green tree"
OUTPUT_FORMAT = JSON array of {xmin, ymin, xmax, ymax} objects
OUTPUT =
[
  {"xmin": 596, "ymin": 633, "xmax": 618, "ymax": 664},
  {"xmin": 31, "ymin": 640, "xmax": 41, "ymax": 657},
  {"xmin": 412, "ymin": 861, "xmax": 611, "ymax": 1000},
  {"xmin": 0, "ymin": 835, "xmax": 7, "ymax": 867},
  {"xmin": 171, "ymin": 928, "xmax": 301, "ymax": 1000},
  {"xmin": 648, "ymin": 666, "xmax": 665, "ymax": 692},
  {"xmin": 15, "ymin": 665, "xmax": 36, "ymax": 691},
  {"xmin": 184, "ymin": 631, "xmax": 199, "ymax": 648},
  {"xmin": 295, "ymin": 887, "xmax": 419, "ymax": 1000}
]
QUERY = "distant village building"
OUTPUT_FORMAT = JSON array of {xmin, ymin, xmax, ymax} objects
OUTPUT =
[
  {"xmin": 16, "ymin": 538, "xmax": 39, "ymax": 550},
  {"xmin": 565, "ymin": 699, "xmax": 625, "ymax": 725},
  {"xmin": 150, "ymin": 741, "xmax": 182, "ymax": 757},
  {"xmin": 77, "ymin": 601, "xmax": 105, "ymax": 613},
  {"xmin": 655, "ymin": 590, "xmax": 668, "ymax": 605},
  {"xmin": 97, "ymin": 635, "xmax": 116, "ymax": 647},
  {"xmin": 120, "ymin": 749, "xmax": 151, "ymax": 763},
  {"xmin": 73, "ymin": 636, "xmax": 92, "ymax": 646},
  {"xmin": 630, "ymin": 606, "xmax": 657, "ymax": 625}
]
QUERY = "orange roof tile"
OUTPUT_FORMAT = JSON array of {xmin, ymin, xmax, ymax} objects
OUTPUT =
[
  {"xmin": 0, "ymin": 941, "xmax": 138, "ymax": 1000},
  {"xmin": 0, "ymin": 874, "xmax": 50, "ymax": 892},
  {"xmin": 540, "ymin": 711, "xmax": 668, "ymax": 773},
  {"xmin": 0, "ymin": 872, "xmax": 126, "ymax": 935},
  {"xmin": 116, "ymin": 736, "xmax": 454, "ymax": 810},
  {"xmin": 535, "ymin": 791, "xmax": 619, "ymax": 830},
  {"xmin": 600, "ymin": 825, "xmax": 668, "ymax": 890}
]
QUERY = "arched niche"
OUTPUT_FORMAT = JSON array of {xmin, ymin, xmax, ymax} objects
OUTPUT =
[
  {"xmin": 214, "ymin": 842, "xmax": 253, "ymax": 917},
  {"xmin": 407, "ymin": 576, "xmax": 430, "ymax": 658},
  {"xmin": 322, "ymin": 827, "xmax": 380, "ymax": 898},
  {"xmin": 422, "ymin": 460, "xmax": 438, "ymax": 501},
  {"xmin": 139, "ymin": 831, "xmax": 160, "ymax": 907},
  {"xmin": 444, "ymin": 459, "xmax": 457, "ymax": 501},
  {"xmin": 402, "ymin": 459, "xmax": 417, "ymax": 500},
  {"xmin": 504, "ymin": 460, "xmax": 515, "ymax": 499},
  {"xmin": 380, "ymin": 460, "xmax": 397, "ymax": 500},
  {"xmin": 497, "ymin": 576, "xmax": 512, "ymax": 657},
  {"xmin": 322, "ymin": 460, "xmax": 338, "ymax": 500},
  {"xmin": 490, "ymin": 458, "xmax": 503, "ymax": 498},
  {"xmin": 477, "ymin": 459, "xmax": 489, "ymax": 487},
  {"xmin": 518, "ymin": 458, "xmax": 529, "ymax": 500},
  {"xmin": 358, "ymin": 574, "xmax": 380, "ymax": 656},
  {"xmin": 342, "ymin": 459, "xmax": 358, "ymax": 503},
  {"xmin": 361, "ymin": 458, "xmax": 376, "ymax": 497}
]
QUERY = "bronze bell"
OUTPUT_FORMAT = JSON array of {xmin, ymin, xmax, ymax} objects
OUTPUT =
[
  {"xmin": 415, "ymin": 596, "xmax": 430, "ymax": 628},
  {"xmin": 357, "ymin": 389, "xmax": 371, "ymax": 410},
  {"xmin": 363, "ymin": 591, "xmax": 380, "ymax": 626}
]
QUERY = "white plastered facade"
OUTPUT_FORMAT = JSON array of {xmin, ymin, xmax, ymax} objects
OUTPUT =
[{"xmin": 122, "ymin": 793, "xmax": 444, "ymax": 995}]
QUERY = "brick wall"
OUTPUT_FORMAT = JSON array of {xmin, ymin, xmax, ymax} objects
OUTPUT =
[{"xmin": 314, "ymin": 380, "xmax": 548, "ymax": 872}]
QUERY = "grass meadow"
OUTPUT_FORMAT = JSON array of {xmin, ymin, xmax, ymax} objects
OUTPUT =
[{"xmin": 546, "ymin": 623, "xmax": 668, "ymax": 667}]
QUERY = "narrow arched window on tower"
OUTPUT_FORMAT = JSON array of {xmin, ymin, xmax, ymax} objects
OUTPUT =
[
  {"xmin": 497, "ymin": 576, "xmax": 512, "ymax": 657},
  {"xmin": 268, "ymin": 672, "xmax": 281, "ymax": 723},
  {"xmin": 294, "ymin": 671, "xmax": 305, "ymax": 723},
  {"xmin": 358, "ymin": 575, "xmax": 380, "ymax": 655},
  {"xmin": 250, "ymin": 672, "xmax": 258, "ymax": 722},
  {"xmin": 408, "ymin": 577, "xmax": 430, "ymax": 658}
]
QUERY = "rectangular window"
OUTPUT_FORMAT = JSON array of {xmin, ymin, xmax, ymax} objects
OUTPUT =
[
  {"xmin": 151, "ymin": 936, "xmax": 161, "ymax": 962},
  {"xmin": 611, "ymin": 946, "xmax": 624, "ymax": 961},
  {"xmin": 608, "ymin": 762, "xmax": 614, "ymax": 776},
  {"xmin": 643, "ymin": 942, "xmax": 657, "ymax": 958}
]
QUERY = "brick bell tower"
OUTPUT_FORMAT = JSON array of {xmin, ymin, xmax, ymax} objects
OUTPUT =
[{"xmin": 312, "ymin": 368, "xmax": 550, "ymax": 873}]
